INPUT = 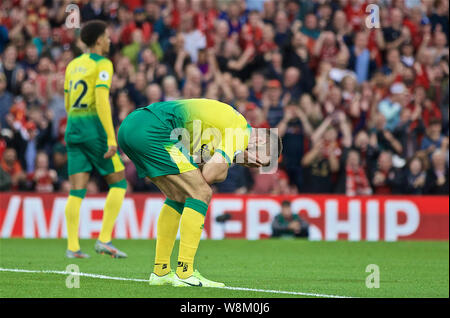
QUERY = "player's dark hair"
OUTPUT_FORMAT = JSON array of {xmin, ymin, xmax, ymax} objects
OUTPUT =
[{"xmin": 80, "ymin": 20, "xmax": 108, "ymax": 47}]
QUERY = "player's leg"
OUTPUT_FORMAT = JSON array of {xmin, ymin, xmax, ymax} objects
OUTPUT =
[
  {"xmin": 152, "ymin": 196, "xmax": 184, "ymax": 277},
  {"xmin": 151, "ymin": 170, "xmax": 224, "ymax": 287},
  {"xmin": 148, "ymin": 192, "xmax": 185, "ymax": 285},
  {"xmin": 148, "ymin": 171, "xmax": 206, "ymax": 279},
  {"xmin": 65, "ymin": 172, "xmax": 90, "ymax": 258},
  {"xmin": 65, "ymin": 142, "xmax": 92, "ymax": 258},
  {"xmin": 93, "ymin": 169, "xmax": 128, "ymax": 258},
  {"xmin": 98, "ymin": 170, "xmax": 127, "ymax": 244},
  {"xmin": 85, "ymin": 137, "xmax": 128, "ymax": 258}
]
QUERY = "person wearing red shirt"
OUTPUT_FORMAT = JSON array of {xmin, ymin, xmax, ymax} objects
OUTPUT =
[
  {"xmin": 194, "ymin": 0, "xmax": 218, "ymax": 47},
  {"xmin": 403, "ymin": 6, "xmax": 425, "ymax": 49},
  {"xmin": 27, "ymin": 151, "xmax": 58, "ymax": 193},
  {"xmin": 240, "ymin": 10, "xmax": 263, "ymax": 51},
  {"xmin": 122, "ymin": 0, "xmax": 143, "ymax": 12},
  {"xmin": 170, "ymin": 0, "xmax": 192, "ymax": 30},
  {"xmin": 0, "ymin": 147, "xmax": 26, "ymax": 190},
  {"xmin": 120, "ymin": 7, "xmax": 152, "ymax": 45},
  {"xmin": 344, "ymin": 0, "xmax": 367, "ymax": 32},
  {"xmin": 258, "ymin": 23, "xmax": 278, "ymax": 55}
]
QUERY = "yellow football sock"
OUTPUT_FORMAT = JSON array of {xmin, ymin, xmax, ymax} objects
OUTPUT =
[
  {"xmin": 153, "ymin": 199, "xmax": 185, "ymax": 276},
  {"xmin": 98, "ymin": 180, "xmax": 127, "ymax": 243},
  {"xmin": 176, "ymin": 198, "xmax": 208, "ymax": 279},
  {"xmin": 65, "ymin": 189, "xmax": 86, "ymax": 252}
]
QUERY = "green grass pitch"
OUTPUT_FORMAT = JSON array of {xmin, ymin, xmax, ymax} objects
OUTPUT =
[{"xmin": 0, "ymin": 239, "xmax": 448, "ymax": 298}]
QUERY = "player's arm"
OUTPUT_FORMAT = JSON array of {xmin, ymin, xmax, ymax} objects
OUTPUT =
[
  {"xmin": 201, "ymin": 151, "xmax": 230, "ymax": 185},
  {"xmin": 96, "ymin": 87, "xmax": 116, "ymax": 146},
  {"xmin": 95, "ymin": 60, "xmax": 117, "ymax": 158},
  {"xmin": 64, "ymin": 91, "xmax": 70, "ymax": 113},
  {"xmin": 233, "ymin": 127, "xmax": 270, "ymax": 168}
]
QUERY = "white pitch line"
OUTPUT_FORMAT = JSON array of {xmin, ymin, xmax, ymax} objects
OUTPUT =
[{"xmin": 0, "ymin": 267, "xmax": 354, "ymax": 298}]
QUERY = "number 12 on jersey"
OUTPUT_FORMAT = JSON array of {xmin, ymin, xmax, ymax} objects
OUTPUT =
[{"xmin": 68, "ymin": 79, "xmax": 88, "ymax": 109}]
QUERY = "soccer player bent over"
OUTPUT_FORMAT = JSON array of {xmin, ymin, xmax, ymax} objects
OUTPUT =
[
  {"xmin": 118, "ymin": 99, "xmax": 281, "ymax": 287},
  {"xmin": 63, "ymin": 20, "xmax": 127, "ymax": 259}
]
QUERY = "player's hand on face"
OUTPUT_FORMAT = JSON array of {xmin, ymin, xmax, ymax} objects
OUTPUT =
[
  {"xmin": 238, "ymin": 149, "xmax": 271, "ymax": 168},
  {"xmin": 104, "ymin": 145, "xmax": 117, "ymax": 159},
  {"xmin": 241, "ymin": 150, "xmax": 263, "ymax": 168}
]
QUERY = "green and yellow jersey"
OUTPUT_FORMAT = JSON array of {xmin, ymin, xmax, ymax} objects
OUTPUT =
[
  {"xmin": 144, "ymin": 99, "xmax": 252, "ymax": 166},
  {"xmin": 64, "ymin": 53, "xmax": 116, "ymax": 145}
]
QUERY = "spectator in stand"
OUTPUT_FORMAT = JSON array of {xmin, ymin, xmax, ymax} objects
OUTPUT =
[
  {"xmin": 262, "ymin": 79, "xmax": 287, "ymax": 127},
  {"xmin": 120, "ymin": 7, "xmax": 153, "ymax": 46},
  {"xmin": 301, "ymin": 12, "xmax": 320, "ymax": 40},
  {"xmin": 153, "ymin": 6, "xmax": 176, "ymax": 53},
  {"xmin": 145, "ymin": 83, "xmax": 163, "ymax": 105},
  {"xmin": 348, "ymin": 31, "xmax": 377, "ymax": 84},
  {"xmin": 306, "ymin": 110, "xmax": 351, "ymax": 191},
  {"xmin": 47, "ymin": 73, "xmax": 66, "ymax": 140},
  {"xmin": 378, "ymin": 82, "xmax": 409, "ymax": 132},
  {"xmin": 370, "ymin": 150, "xmax": 404, "ymax": 194},
  {"xmin": 162, "ymin": 75, "xmax": 181, "ymax": 101},
  {"xmin": 114, "ymin": 89, "xmax": 136, "ymax": 126},
  {"xmin": 336, "ymin": 148, "xmax": 372, "ymax": 196},
  {"xmin": 0, "ymin": 73, "xmax": 13, "ymax": 129},
  {"xmin": 429, "ymin": 0, "xmax": 449, "ymax": 42},
  {"xmin": 425, "ymin": 149, "xmax": 449, "ymax": 195},
  {"xmin": 128, "ymin": 71, "xmax": 148, "ymax": 107},
  {"xmin": 21, "ymin": 43, "xmax": 39, "ymax": 76},
  {"xmin": 1, "ymin": 45, "xmax": 25, "ymax": 95},
  {"xmin": 371, "ymin": 112, "xmax": 403, "ymax": 155},
  {"xmin": 277, "ymin": 102, "xmax": 313, "ymax": 191},
  {"xmin": 282, "ymin": 66, "xmax": 303, "ymax": 101},
  {"xmin": 421, "ymin": 118, "xmax": 449, "ymax": 158},
  {"xmin": 81, "ymin": 0, "xmax": 108, "ymax": 22},
  {"xmin": 0, "ymin": 147, "xmax": 26, "ymax": 190},
  {"xmin": 271, "ymin": 200, "xmax": 309, "ymax": 238},
  {"xmin": 32, "ymin": 21, "xmax": 52, "ymax": 56},
  {"xmin": 313, "ymin": 31, "xmax": 345, "ymax": 68},
  {"xmin": 121, "ymin": 29, "xmax": 144, "ymax": 68},
  {"xmin": 248, "ymin": 71, "xmax": 265, "ymax": 107},
  {"xmin": 400, "ymin": 42, "xmax": 416, "ymax": 67},
  {"xmin": 301, "ymin": 129, "xmax": 340, "ymax": 193},
  {"xmin": 383, "ymin": 8, "xmax": 412, "ymax": 51},
  {"xmin": 353, "ymin": 129, "xmax": 380, "ymax": 175},
  {"xmin": 404, "ymin": 156, "xmax": 427, "ymax": 195},
  {"xmin": 274, "ymin": 10, "xmax": 292, "ymax": 47},
  {"xmin": 265, "ymin": 50, "xmax": 284, "ymax": 82},
  {"xmin": 27, "ymin": 151, "xmax": 58, "ymax": 193},
  {"xmin": 180, "ymin": 13, "xmax": 206, "ymax": 63},
  {"xmin": 381, "ymin": 48, "xmax": 401, "ymax": 75},
  {"xmin": 344, "ymin": 0, "xmax": 366, "ymax": 32}
]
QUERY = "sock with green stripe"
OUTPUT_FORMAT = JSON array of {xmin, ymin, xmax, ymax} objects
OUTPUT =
[
  {"xmin": 176, "ymin": 197, "xmax": 208, "ymax": 279},
  {"xmin": 154, "ymin": 198, "xmax": 185, "ymax": 276}
]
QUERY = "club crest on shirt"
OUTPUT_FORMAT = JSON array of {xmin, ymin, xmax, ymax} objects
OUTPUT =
[{"xmin": 99, "ymin": 71, "xmax": 109, "ymax": 81}]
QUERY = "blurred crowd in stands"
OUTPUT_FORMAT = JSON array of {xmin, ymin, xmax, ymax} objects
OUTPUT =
[{"xmin": 0, "ymin": 0, "xmax": 448, "ymax": 195}]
